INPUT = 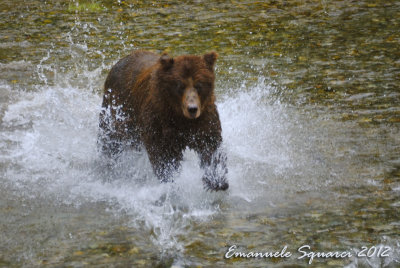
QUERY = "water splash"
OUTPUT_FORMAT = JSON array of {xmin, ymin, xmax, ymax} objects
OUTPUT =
[
  {"xmin": 0, "ymin": 33, "xmax": 342, "ymax": 263},
  {"xmin": 0, "ymin": 70, "xmax": 306, "ymax": 251}
]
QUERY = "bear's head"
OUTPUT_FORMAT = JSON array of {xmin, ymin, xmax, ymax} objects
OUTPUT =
[{"xmin": 155, "ymin": 52, "xmax": 218, "ymax": 120}]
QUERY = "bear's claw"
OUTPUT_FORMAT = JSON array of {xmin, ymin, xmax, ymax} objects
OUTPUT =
[{"xmin": 202, "ymin": 176, "xmax": 229, "ymax": 191}]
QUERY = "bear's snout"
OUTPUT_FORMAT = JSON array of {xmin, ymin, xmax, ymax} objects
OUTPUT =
[
  {"xmin": 182, "ymin": 86, "xmax": 201, "ymax": 119},
  {"xmin": 187, "ymin": 105, "xmax": 198, "ymax": 118}
]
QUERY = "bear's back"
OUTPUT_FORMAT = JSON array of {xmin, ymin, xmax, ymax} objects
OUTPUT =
[{"xmin": 104, "ymin": 50, "xmax": 158, "ymax": 99}]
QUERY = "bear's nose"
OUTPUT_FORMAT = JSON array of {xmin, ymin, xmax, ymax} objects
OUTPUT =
[{"xmin": 188, "ymin": 106, "xmax": 198, "ymax": 117}]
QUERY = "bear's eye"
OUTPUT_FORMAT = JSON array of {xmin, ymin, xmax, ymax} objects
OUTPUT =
[
  {"xmin": 195, "ymin": 83, "xmax": 202, "ymax": 91},
  {"xmin": 176, "ymin": 81, "xmax": 185, "ymax": 92},
  {"xmin": 195, "ymin": 82, "xmax": 210, "ymax": 92}
]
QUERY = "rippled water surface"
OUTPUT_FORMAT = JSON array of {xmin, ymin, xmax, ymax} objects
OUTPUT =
[{"xmin": 1, "ymin": 1, "xmax": 399, "ymax": 267}]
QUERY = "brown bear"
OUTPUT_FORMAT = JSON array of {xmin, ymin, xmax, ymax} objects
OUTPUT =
[{"xmin": 98, "ymin": 50, "xmax": 228, "ymax": 191}]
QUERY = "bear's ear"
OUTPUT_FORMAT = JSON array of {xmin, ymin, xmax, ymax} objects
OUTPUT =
[
  {"xmin": 203, "ymin": 52, "xmax": 218, "ymax": 70},
  {"xmin": 159, "ymin": 53, "xmax": 174, "ymax": 70}
]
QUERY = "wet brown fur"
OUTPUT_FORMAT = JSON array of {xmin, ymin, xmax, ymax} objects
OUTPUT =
[{"xmin": 98, "ymin": 50, "xmax": 228, "ymax": 191}]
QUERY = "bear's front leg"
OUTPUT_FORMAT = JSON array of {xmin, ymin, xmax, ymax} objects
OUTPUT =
[
  {"xmin": 199, "ymin": 145, "xmax": 229, "ymax": 191},
  {"xmin": 146, "ymin": 143, "xmax": 183, "ymax": 183}
]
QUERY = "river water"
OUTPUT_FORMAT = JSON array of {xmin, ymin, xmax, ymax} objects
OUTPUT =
[{"xmin": 0, "ymin": 1, "xmax": 399, "ymax": 267}]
